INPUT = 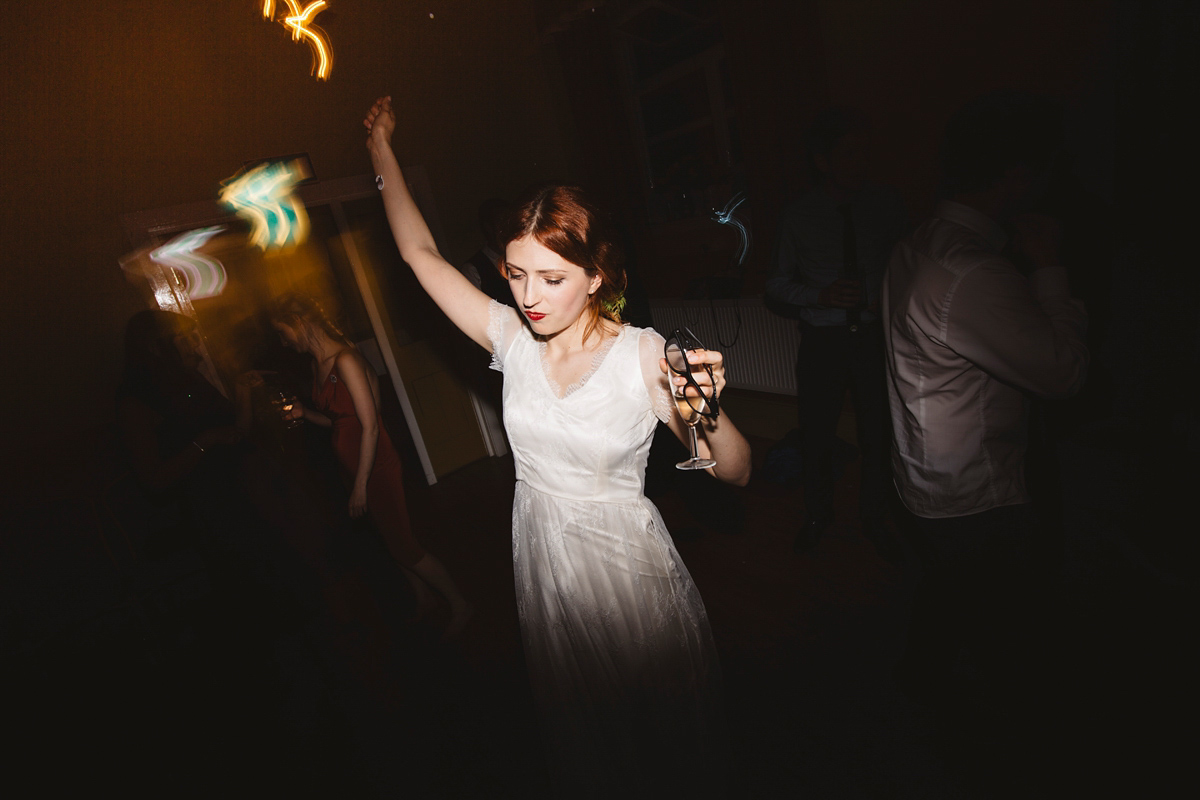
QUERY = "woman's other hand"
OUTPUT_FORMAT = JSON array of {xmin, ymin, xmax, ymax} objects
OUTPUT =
[
  {"xmin": 349, "ymin": 482, "xmax": 369, "ymax": 518},
  {"xmin": 364, "ymin": 96, "xmax": 395, "ymax": 151}
]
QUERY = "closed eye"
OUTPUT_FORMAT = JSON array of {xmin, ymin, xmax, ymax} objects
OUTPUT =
[{"xmin": 545, "ymin": 278, "xmax": 564, "ymax": 286}]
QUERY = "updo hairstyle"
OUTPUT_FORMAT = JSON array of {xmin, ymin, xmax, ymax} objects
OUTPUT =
[
  {"xmin": 268, "ymin": 291, "xmax": 354, "ymax": 351},
  {"xmin": 497, "ymin": 184, "xmax": 627, "ymax": 344}
]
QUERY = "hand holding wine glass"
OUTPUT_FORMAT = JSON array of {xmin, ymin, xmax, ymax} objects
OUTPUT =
[
  {"xmin": 279, "ymin": 395, "xmax": 305, "ymax": 427},
  {"xmin": 258, "ymin": 373, "xmax": 304, "ymax": 429},
  {"xmin": 663, "ymin": 329, "xmax": 722, "ymax": 470}
]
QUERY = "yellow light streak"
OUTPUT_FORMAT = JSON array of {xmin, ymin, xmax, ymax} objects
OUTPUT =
[
  {"xmin": 283, "ymin": 0, "xmax": 322, "ymax": 38},
  {"xmin": 262, "ymin": 0, "xmax": 333, "ymax": 81}
]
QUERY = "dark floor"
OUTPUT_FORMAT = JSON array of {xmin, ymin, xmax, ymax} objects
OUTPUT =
[{"xmin": 5, "ymin": 427, "xmax": 1187, "ymax": 798}]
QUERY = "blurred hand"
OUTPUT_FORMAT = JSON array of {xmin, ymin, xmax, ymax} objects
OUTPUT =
[
  {"xmin": 349, "ymin": 483, "xmax": 368, "ymax": 518},
  {"xmin": 1012, "ymin": 213, "xmax": 1062, "ymax": 271},
  {"xmin": 364, "ymin": 96, "xmax": 395, "ymax": 151},
  {"xmin": 819, "ymin": 279, "xmax": 863, "ymax": 309},
  {"xmin": 284, "ymin": 400, "xmax": 306, "ymax": 422}
]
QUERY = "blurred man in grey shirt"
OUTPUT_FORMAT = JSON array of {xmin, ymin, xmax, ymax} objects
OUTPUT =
[{"xmin": 884, "ymin": 92, "xmax": 1088, "ymax": 708}]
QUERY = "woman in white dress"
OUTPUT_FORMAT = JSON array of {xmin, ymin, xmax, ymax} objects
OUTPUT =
[{"xmin": 364, "ymin": 96, "xmax": 752, "ymax": 796}]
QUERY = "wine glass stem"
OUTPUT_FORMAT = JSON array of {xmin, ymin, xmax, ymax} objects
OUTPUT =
[{"xmin": 688, "ymin": 422, "xmax": 701, "ymax": 461}]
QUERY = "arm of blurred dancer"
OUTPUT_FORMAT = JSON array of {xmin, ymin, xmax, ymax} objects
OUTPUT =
[
  {"xmin": 659, "ymin": 350, "xmax": 752, "ymax": 487},
  {"xmin": 337, "ymin": 351, "xmax": 379, "ymax": 518},
  {"xmin": 364, "ymin": 96, "xmax": 494, "ymax": 350},
  {"xmin": 117, "ymin": 397, "xmax": 241, "ymax": 491},
  {"xmin": 948, "ymin": 252, "xmax": 1088, "ymax": 399}
]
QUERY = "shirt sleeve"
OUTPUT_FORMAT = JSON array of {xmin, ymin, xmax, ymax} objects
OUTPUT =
[
  {"xmin": 765, "ymin": 208, "xmax": 824, "ymax": 310},
  {"xmin": 487, "ymin": 299, "xmax": 523, "ymax": 373},
  {"xmin": 638, "ymin": 328, "xmax": 675, "ymax": 425},
  {"xmin": 947, "ymin": 259, "xmax": 1089, "ymax": 398}
]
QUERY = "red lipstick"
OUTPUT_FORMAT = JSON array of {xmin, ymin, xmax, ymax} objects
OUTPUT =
[{"xmin": 525, "ymin": 311, "xmax": 546, "ymax": 321}]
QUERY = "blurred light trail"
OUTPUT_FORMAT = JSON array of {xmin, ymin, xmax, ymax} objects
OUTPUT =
[
  {"xmin": 263, "ymin": 0, "xmax": 334, "ymax": 80},
  {"xmin": 150, "ymin": 227, "xmax": 227, "ymax": 300},
  {"xmin": 712, "ymin": 191, "xmax": 752, "ymax": 267},
  {"xmin": 219, "ymin": 159, "xmax": 311, "ymax": 250}
]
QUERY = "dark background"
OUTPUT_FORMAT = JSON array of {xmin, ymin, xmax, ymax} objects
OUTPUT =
[{"xmin": 2, "ymin": 1, "xmax": 1194, "ymax": 795}]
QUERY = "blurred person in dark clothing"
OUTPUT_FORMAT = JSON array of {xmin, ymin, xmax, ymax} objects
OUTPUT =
[
  {"xmin": 766, "ymin": 107, "xmax": 908, "ymax": 558},
  {"xmin": 116, "ymin": 309, "xmax": 319, "ymax": 624},
  {"xmin": 883, "ymin": 92, "xmax": 1088, "ymax": 709}
]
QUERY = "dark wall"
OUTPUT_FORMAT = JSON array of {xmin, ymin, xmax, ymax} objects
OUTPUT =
[{"xmin": 816, "ymin": 0, "xmax": 1114, "ymax": 215}]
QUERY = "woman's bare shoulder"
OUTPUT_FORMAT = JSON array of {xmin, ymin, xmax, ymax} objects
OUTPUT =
[{"xmin": 334, "ymin": 347, "xmax": 373, "ymax": 377}]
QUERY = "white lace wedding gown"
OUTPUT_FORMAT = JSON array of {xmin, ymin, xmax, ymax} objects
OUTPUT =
[{"xmin": 487, "ymin": 301, "xmax": 724, "ymax": 795}]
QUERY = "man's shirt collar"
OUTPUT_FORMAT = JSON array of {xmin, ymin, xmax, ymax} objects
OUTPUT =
[{"xmin": 934, "ymin": 200, "xmax": 1008, "ymax": 252}]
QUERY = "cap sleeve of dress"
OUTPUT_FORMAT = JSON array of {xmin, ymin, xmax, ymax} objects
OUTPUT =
[
  {"xmin": 487, "ymin": 300, "xmax": 523, "ymax": 373},
  {"xmin": 638, "ymin": 328, "xmax": 675, "ymax": 425}
]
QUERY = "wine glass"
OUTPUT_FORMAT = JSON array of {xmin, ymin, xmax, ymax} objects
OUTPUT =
[
  {"xmin": 665, "ymin": 328, "xmax": 719, "ymax": 471},
  {"xmin": 262, "ymin": 373, "xmax": 303, "ymax": 429},
  {"xmin": 275, "ymin": 391, "xmax": 304, "ymax": 429}
]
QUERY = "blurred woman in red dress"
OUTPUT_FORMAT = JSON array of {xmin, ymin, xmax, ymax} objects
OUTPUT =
[{"xmin": 271, "ymin": 293, "xmax": 472, "ymax": 639}]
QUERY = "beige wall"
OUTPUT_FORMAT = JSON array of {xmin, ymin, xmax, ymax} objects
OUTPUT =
[{"xmin": 1, "ymin": 0, "xmax": 571, "ymax": 461}]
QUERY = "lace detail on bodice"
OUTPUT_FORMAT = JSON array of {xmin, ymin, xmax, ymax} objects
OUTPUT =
[
  {"xmin": 487, "ymin": 299, "xmax": 521, "ymax": 372},
  {"xmin": 538, "ymin": 327, "xmax": 622, "ymax": 399}
]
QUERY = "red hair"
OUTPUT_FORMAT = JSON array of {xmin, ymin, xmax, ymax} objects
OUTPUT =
[{"xmin": 498, "ymin": 184, "xmax": 627, "ymax": 344}]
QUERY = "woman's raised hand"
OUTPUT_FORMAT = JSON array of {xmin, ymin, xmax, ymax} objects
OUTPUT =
[{"xmin": 364, "ymin": 96, "xmax": 395, "ymax": 150}]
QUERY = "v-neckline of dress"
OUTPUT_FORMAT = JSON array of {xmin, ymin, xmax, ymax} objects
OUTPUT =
[{"xmin": 538, "ymin": 326, "xmax": 624, "ymax": 400}]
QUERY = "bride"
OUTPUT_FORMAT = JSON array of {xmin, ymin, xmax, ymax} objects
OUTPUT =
[{"xmin": 364, "ymin": 96, "xmax": 751, "ymax": 796}]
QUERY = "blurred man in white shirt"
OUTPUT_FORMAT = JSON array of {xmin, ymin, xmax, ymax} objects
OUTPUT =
[{"xmin": 884, "ymin": 92, "xmax": 1088, "ymax": 707}]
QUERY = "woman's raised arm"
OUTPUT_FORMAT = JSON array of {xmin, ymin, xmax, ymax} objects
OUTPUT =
[{"xmin": 365, "ymin": 96, "xmax": 496, "ymax": 350}]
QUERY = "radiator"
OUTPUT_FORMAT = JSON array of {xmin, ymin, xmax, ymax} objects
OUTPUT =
[{"xmin": 650, "ymin": 299, "xmax": 800, "ymax": 395}]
